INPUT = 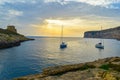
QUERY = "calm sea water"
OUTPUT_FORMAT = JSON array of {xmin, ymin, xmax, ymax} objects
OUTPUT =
[{"xmin": 0, "ymin": 37, "xmax": 120, "ymax": 80}]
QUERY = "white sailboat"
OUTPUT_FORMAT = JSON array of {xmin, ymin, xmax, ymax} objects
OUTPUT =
[
  {"xmin": 60, "ymin": 25, "xmax": 67, "ymax": 49},
  {"xmin": 95, "ymin": 27, "xmax": 104, "ymax": 49}
]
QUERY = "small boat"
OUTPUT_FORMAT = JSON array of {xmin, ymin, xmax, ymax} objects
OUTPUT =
[
  {"xmin": 60, "ymin": 42, "xmax": 67, "ymax": 48},
  {"xmin": 60, "ymin": 25, "xmax": 67, "ymax": 49},
  {"xmin": 95, "ymin": 27, "xmax": 104, "ymax": 49},
  {"xmin": 95, "ymin": 42, "xmax": 104, "ymax": 49}
]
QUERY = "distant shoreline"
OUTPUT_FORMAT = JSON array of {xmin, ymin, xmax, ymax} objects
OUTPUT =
[{"xmin": 27, "ymin": 36, "xmax": 83, "ymax": 38}]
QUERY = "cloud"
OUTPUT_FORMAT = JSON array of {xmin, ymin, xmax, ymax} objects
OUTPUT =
[
  {"xmin": 44, "ymin": 0, "xmax": 68, "ymax": 5},
  {"xmin": 0, "ymin": 5, "xmax": 22, "ymax": 21},
  {"xmin": 2, "ymin": 9, "xmax": 23, "ymax": 20},
  {"xmin": 67, "ymin": 0, "xmax": 119, "ymax": 6},
  {"xmin": 44, "ymin": 0, "xmax": 120, "ymax": 8},
  {"xmin": 8, "ymin": 9, "xmax": 23, "ymax": 16},
  {"xmin": 44, "ymin": 18, "xmax": 84, "ymax": 26},
  {"xmin": 0, "ymin": 0, "xmax": 37, "ymax": 5},
  {"xmin": 1, "ymin": 0, "xmax": 119, "ymax": 8},
  {"xmin": 44, "ymin": 15, "xmax": 119, "ymax": 25}
]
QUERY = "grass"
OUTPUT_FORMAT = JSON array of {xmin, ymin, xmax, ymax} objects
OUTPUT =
[
  {"xmin": 109, "ymin": 63, "xmax": 120, "ymax": 72},
  {"xmin": 79, "ymin": 64, "xmax": 96, "ymax": 70},
  {"xmin": 0, "ymin": 28, "xmax": 19, "ymax": 35},
  {"xmin": 99, "ymin": 63, "xmax": 120, "ymax": 72},
  {"xmin": 99, "ymin": 64, "xmax": 109, "ymax": 70}
]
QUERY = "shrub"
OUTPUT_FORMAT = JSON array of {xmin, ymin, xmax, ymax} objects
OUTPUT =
[{"xmin": 99, "ymin": 64, "xmax": 109, "ymax": 70}]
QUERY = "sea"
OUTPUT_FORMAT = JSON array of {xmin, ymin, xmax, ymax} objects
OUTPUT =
[{"xmin": 0, "ymin": 37, "xmax": 120, "ymax": 80}]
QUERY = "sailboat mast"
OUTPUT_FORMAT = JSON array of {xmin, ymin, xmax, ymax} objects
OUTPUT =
[
  {"xmin": 100, "ymin": 26, "xmax": 104, "ymax": 45},
  {"xmin": 100, "ymin": 26, "xmax": 102, "ymax": 43},
  {"xmin": 61, "ymin": 25, "xmax": 63, "ymax": 42},
  {"xmin": 101, "ymin": 26, "xmax": 104, "ymax": 45},
  {"xmin": 101, "ymin": 26, "xmax": 102, "ymax": 38}
]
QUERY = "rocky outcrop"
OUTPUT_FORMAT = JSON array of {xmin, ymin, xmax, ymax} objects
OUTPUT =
[
  {"xmin": 0, "ymin": 25, "xmax": 34, "ymax": 49},
  {"xmin": 84, "ymin": 26, "xmax": 120, "ymax": 40},
  {"xmin": 14, "ymin": 57, "xmax": 120, "ymax": 80}
]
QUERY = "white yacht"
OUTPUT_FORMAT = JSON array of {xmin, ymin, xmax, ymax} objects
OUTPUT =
[{"xmin": 95, "ymin": 27, "xmax": 104, "ymax": 49}]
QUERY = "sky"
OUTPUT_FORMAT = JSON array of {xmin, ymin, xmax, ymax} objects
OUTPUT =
[{"xmin": 0, "ymin": 0, "xmax": 120, "ymax": 37}]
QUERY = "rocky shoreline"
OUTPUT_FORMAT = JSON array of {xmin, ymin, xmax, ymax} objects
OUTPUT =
[
  {"xmin": 0, "ymin": 39, "xmax": 34, "ymax": 49},
  {"xmin": 0, "ymin": 25, "xmax": 34, "ymax": 49},
  {"xmin": 14, "ymin": 57, "xmax": 120, "ymax": 80},
  {"xmin": 0, "ymin": 41, "xmax": 20, "ymax": 49}
]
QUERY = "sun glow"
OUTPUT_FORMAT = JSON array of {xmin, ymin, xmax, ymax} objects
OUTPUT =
[{"xmin": 31, "ymin": 17, "xmax": 120, "ymax": 37}]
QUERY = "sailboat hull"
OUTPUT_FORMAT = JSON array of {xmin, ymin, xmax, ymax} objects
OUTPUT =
[
  {"xmin": 95, "ymin": 44, "xmax": 104, "ymax": 49},
  {"xmin": 60, "ymin": 44, "xmax": 67, "ymax": 49}
]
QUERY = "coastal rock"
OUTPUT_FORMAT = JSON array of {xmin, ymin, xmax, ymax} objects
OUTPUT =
[
  {"xmin": 84, "ymin": 26, "xmax": 120, "ymax": 40},
  {"xmin": 0, "ymin": 25, "xmax": 34, "ymax": 49},
  {"xmin": 14, "ymin": 57, "xmax": 120, "ymax": 80}
]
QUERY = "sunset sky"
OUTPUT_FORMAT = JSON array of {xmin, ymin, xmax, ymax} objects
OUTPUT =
[{"xmin": 0, "ymin": 0, "xmax": 120, "ymax": 37}]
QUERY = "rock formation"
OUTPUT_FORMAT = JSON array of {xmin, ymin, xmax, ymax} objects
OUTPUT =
[
  {"xmin": 84, "ymin": 26, "xmax": 120, "ymax": 40},
  {"xmin": 0, "ymin": 25, "xmax": 34, "ymax": 49}
]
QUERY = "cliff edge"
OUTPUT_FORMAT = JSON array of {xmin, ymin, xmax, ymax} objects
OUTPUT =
[
  {"xmin": 84, "ymin": 26, "xmax": 120, "ymax": 40},
  {"xmin": 0, "ymin": 25, "xmax": 34, "ymax": 49}
]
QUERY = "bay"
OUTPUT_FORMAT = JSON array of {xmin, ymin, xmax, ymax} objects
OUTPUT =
[{"xmin": 0, "ymin": 37, "xmax": 120, "ymax": 80}]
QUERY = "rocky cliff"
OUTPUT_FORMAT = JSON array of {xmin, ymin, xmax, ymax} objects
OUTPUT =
[
  {"xmin": 84, "ymin": 26, "xmax": 120, "ymax": 40},
  {"xmin": 14, "ymin": 57, "xmax": 120, "ymax": 80},
  {"xmin": 0, "ymin": 25, "xmax": 33, "ymax": 49}
]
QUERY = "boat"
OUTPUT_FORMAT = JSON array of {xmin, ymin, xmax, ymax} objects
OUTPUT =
[
  {"xmin": 95, "ymin": 27, "xmax": 104, "ymax": 49},
  {"xmin": 60, "ymin": 42, "xmax": 67, "ymax": 48},
  {"xmin": 60, "ymin": 25, "xmax": 67, "ymax": 49},
  {"xmin": 95, "ymin": 42, "xmax": 104, "ymax": 49}
]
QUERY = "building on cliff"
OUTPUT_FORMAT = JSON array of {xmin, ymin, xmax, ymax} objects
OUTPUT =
[{"xmin": 6, "ymin": 25, "xmax": 17, "ymax": 33}]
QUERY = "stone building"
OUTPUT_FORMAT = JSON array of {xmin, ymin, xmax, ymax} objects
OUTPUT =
[{"xmin": 6, "ymin": 25, "xmax": 17, "ymax": 33}]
